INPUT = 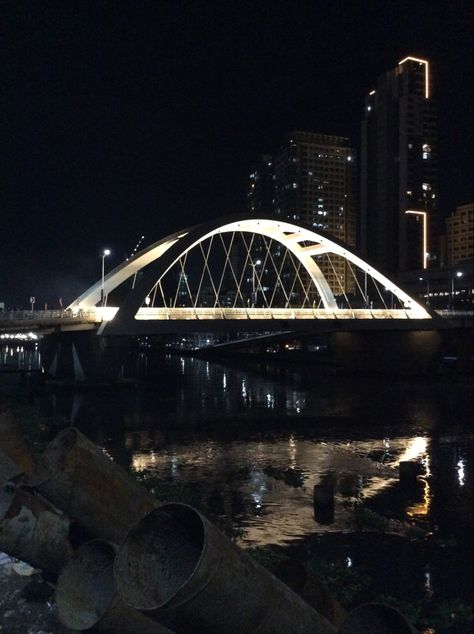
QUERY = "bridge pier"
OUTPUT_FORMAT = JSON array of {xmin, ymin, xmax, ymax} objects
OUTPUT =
[
  {"xmin": 40, "ymin": 331, "xmax": 131, "ymax": 383},
  {"xmin": 328, "ymin": 330, "xmax": 442, "ymax": 375}
]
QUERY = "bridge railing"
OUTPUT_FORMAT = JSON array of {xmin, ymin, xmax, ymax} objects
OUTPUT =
[
  {"xmin": 133, "ymin": 307, "xmax": 415, "ymax": 320},
  {"xmin": 0, "ymin": 309, "xmax": 100, "ymax": 324}
]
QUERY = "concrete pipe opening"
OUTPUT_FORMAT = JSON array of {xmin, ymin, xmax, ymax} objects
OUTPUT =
[
  {"xmin": 115, "ymin": 504, "xmax": 205, "ymax": 610},
  {"xmin": 56, "ymin": 539, "xmax": 117, "ymax": 631}
]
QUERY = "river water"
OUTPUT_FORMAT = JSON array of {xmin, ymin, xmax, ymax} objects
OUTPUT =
[{"xmin": 1, "ymin": 343, "xmax": 473, "ymax": 619}]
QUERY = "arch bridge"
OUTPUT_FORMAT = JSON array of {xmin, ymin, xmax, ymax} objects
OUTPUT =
[{"xmin": 68, "ymin": 214, "xmax": 432, "ymax": 336}]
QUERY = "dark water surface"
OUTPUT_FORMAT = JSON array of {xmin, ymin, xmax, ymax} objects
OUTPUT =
[{"xmin": 1, "ymin": 344, "xmax": 473, "ymax": 618}]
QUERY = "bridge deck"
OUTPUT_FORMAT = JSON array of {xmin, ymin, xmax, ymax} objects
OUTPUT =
[{"xmin": 2, "ymin": 306, "xmax": 464, "ymax": 337}]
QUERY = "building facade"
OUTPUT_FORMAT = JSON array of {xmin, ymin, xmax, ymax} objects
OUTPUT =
[
  {"xmin": 248, "ymin": 131, "xmax": 357, "ymax": 296},
  {"xmin": 248, "ymin": 154, "xmax": 274, "ymax": 216},
  {"xmin": 446, "ymin": 203, "xmax": 474, "ymax": 265},
  {"xmin": 360, "ymin": 56, "xmax": 438, "ymax": 275}
]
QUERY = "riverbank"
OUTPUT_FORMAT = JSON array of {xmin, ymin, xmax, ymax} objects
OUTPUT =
[{"xmin": 0, "ymin": 556, "xmax": 69, "ymax": 634}]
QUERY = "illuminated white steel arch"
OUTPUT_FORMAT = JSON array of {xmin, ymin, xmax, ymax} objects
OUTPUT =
[{"xmin": 69, "ymin": 215, "xmax": 430, "ymax": 320}]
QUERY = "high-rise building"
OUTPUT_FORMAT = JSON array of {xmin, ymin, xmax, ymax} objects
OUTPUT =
[
  {"xmin": 446, "ymin": 203, "xmax": 474, "ymax": 265},
  {"xmin": 248, "ymin": 154, "xmax": 274, "ymax": 216},
  {"xmin": 360, "ymin": 56, "xmax": 438, "ymax": 275},
  {"xmin": 247, "ymin": 132, "xmax": 356, "ymax": 298}
]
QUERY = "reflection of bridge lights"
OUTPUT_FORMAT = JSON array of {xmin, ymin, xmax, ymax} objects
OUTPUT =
[
  {"xmin": 250, "ymin": 468, "xmax": 267, "ymax": 510},
  {"xmin": 251, "ymin": 493, "xmax": 262, "ymax": 509},
  {"xmin": 171, "ymin": 455, "xmax": 179, "ymax": 479},
  {"xmin": 223, "ymin": 373, "xmax": 227, "ymax": 390},
  {"xmin": 398, "ymin": 436, "xmax": 428, "ymax": 463},
  {"xmin": 288, "ymin": 435, "xmax": 297, "ymax": 465},
  {"xmin": 406, "ymin": 476, "xmax": 431, "ymax": 518},
  {"xmin": 457, "ymin": 459, "xmax": 465, "ymax": 487},
  {"xmin": 424, "ymin": 569, "xmax": 434, "ymax": 598},
  {"xmin": 0, "ymin": 332, "xmax": 38, "ymax": 340},
  {"xmin": 421, "ymin": 454, "xmax": 431, "ymax": 477},
  {"xmin": 345, "ymin": 557, "xmax": 352, "ymax": 568}
]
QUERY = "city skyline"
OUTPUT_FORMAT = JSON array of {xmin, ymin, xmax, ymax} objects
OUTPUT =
[{"xmin": 1, "ymin": 1, "xmax": 472, "ymax": 306}]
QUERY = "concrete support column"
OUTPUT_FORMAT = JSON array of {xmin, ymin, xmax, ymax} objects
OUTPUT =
[{"xmin": 40, "ymin": 331, "xmax": 131, "ymax": 383}]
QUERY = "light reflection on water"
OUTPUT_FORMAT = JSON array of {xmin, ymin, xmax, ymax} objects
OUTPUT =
[
  {"xmin": 1, "ymin": 348, "xmax": 472, "ymax": 551},
  {"xmin": 129, "ymin": 434, "xmax": 431, "ymax": 546}
]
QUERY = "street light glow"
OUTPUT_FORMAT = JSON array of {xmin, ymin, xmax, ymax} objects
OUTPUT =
[{"xmin": 101, "ymin": 249, "xmax": 111, "ymax": 308}]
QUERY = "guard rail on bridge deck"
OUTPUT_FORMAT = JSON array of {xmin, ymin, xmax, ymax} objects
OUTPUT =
[
  {"xmin": 0, "ymin": 309, "xmax": 100, "ymax": 334},
  {"xmin": 131, "ymin": 307, "xmax": 418, "ymax": 320},
  {"xmin": 2, "ymin": 306, "xmax": 461, "ymax": 337}
]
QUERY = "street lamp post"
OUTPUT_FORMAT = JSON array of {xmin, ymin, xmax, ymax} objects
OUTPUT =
[
  {"xmin": 250, "ymin": 260, "xmax": 261, "ymax": 307},
  {"xmin": 419, "ymin": 276, "xmax": 430, "ymax": 306},
  {"xmin": 100, "ymin": 249, "xmax": 111, "ymax": 307},
  {"xmin": 451, "ymin": 271, "xmax": 463, "ymax": 311}
]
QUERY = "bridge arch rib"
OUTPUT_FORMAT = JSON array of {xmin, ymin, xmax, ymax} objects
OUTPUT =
[{"xmin": 68, "ymin": 214, "xmax": 430, "ymax": 329}]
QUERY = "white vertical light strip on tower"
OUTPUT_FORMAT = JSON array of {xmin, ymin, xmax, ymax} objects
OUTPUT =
[
  {"xmin": 398, "ymin": 56, "xmax": 429, "ymax": 99},
  {"xmin": 406, "ymin": 210, "xmax": 428, "ymax": 269}
]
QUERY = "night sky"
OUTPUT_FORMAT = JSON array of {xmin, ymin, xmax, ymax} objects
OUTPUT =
[{"xmin": 1, "ymin": 0, "xmax": 472, "ymax": 307}]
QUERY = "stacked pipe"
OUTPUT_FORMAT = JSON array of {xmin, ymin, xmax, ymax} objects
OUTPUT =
[
  {"xmin": 23, "ymin": 426, "xmax": 158, "ymax": 544},
  {"xmin": 1, "ymin": 412, "xmax": 419, "ymax": 633},
  {"xmin": 0, "ymin": 417, "xmax": 167, "ymax": 632},
  {"xmin": 114, "ymin": 503, "xmax": 338, "ymax": 633}
]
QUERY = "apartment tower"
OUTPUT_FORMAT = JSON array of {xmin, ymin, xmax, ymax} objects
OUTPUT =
[
  {"xmin": 360, "ymin": 56, "xmax": 438, "ymax": 274},
  {"xmin": 249, "ymin": 131, "xmax": 356, "ymax": 296}
]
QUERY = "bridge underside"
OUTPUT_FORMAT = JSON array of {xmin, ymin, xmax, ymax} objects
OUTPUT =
[{"xmin": 102, "ymin": 314, "xmax": 440, "ymax": 336}]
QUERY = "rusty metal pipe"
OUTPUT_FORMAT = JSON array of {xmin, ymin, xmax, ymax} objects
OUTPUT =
[
  {"xmin": 0, "ymin": 451, "xmax": 22, "ymax": 484},
  {"xmin": 337, "ymin": 603, "xmax": 419, "ymax": 633},
  {"xmin": 0, "ymin": 481, "xmax": 74, "ymax": 574},
  {"xmin": 25, "ymin": 427, "xmax": 157, "ymax": 544},
  {"xmin": 115, "ymin": 503, "xmax": 337, "ymax": 634},
  {"xmin": 0, "ymin": 408, "xmax": 36, "ymax": 482},
  {"xmin": 56, "ymin": 539, "xmax": 173, "ymax": 633}
]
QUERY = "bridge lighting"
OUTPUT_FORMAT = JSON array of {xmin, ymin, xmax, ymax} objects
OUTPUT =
[
  {"xmin": 100, "ymin": 249, "xmax": 111, "ymax": 308},
  {"xmin": 69, "ymin": 216, "xmax": 430, "ymax": 322}
]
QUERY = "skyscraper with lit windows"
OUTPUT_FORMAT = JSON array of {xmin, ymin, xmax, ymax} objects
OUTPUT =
[
  {"xmin": 360, "ymin": 56, "xmax": 438, "ymax": 274},
  {"xmin": 248, "ymin": 131, "xmax": 356, "ymax": 295}
]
